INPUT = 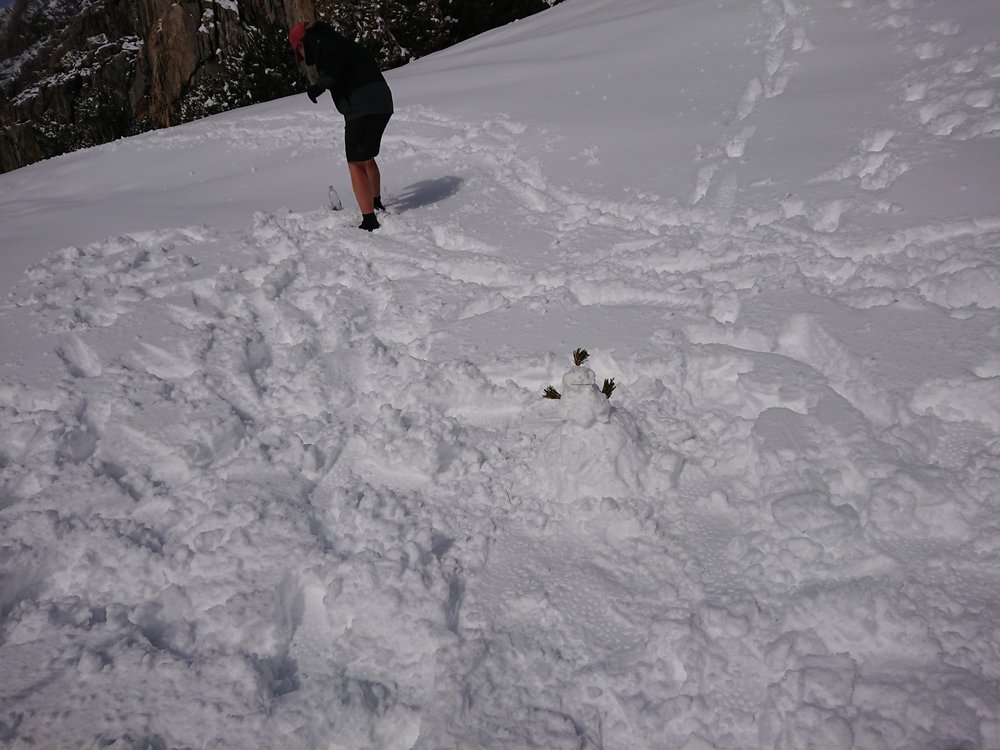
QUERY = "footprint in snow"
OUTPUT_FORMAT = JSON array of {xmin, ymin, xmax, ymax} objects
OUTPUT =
[{"xmin": 56, "ymin": 334, "xmax": 102, "ymax": 378}]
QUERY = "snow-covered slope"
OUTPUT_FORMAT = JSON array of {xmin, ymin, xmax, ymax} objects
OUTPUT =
[{"xmin": 1, "ymin": 0, "xmax": 999, "ymax": 748}]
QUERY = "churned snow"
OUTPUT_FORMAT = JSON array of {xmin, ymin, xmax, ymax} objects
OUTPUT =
[{"xmin": 1, "ymin": 0, "xmax": 1000, "ymax": 748}]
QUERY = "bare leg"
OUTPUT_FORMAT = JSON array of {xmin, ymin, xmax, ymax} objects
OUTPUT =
[
  {"xmin": 348, "ymin": 160, "xmax": 376, "ymax": 214},
  {"xmin": 365, "ymin": 159, "xmax": 381, "ymax": 202}
]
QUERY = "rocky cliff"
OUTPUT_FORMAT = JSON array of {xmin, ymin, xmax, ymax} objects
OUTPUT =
[
  {"xmin": 0, "ymin": 0, "xmax": 313, "ymax": 173},
  {"xmin": 0, "ymin": 0, "xmax": 559, "ymax": 174}
]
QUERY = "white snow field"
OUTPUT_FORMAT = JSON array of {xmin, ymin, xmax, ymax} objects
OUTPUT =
[{"xmin": 2, "ymin": 0, "xmax": 1000, "ymax": 747}]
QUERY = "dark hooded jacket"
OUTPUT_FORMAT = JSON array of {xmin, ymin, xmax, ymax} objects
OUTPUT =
[{"xmin": 302, "ymin": 22, "xmax": 393, "ymax": 120}]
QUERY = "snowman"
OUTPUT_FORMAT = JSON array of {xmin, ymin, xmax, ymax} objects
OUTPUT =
[
  {"xmin": 558, "ymin": 360, "xmax": 612, "ymax": 427},
  {"xmin": 538, "ymin": 350, "xmax": 647, "ymax": 503}
]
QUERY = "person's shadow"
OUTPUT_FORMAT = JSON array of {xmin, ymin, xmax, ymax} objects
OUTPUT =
[{"xmin": 391, "ymin": 176, "xmax": 463, "ymax": 213}]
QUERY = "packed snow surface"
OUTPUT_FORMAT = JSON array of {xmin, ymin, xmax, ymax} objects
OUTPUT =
[{"xmin": 2, "ymin": 0, "xmax": 1000, "ymax": 748}]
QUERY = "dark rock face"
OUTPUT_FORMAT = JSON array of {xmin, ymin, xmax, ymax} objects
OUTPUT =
[
  {"xmin": 2, "ymin": 0, "xmax": 140, "ymax": 171},
  {"xmin": 0, "ymin": 0, "xmax": 561, "ymax": 173},
  {"xmin": 0, "ymin": 0, "xmax": 309, "ymax": 173}
]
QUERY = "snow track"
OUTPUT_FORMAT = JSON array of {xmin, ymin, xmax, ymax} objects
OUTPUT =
[{"xmin": 2, "ymin": 0, "xmax": 1000, "ymax": 748}]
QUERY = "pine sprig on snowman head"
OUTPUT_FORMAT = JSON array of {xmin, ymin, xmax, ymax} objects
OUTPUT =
[{"xmin": 543, "ymin": 348, "xmax": 615, "ymax": 400}]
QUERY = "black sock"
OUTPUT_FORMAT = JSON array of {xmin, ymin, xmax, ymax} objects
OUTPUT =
[
  {"xmin": 373, "ymin": 195, "xmax": 385, "ymax": 211},
  {"xmin": 359, "ymin": 212, "xmax": 380, "ymax": 231}
]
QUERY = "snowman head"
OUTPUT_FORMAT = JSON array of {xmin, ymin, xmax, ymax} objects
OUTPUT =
[{"xmin": 562, "ymin": 365, "xmax": 597, "ymax": 390}]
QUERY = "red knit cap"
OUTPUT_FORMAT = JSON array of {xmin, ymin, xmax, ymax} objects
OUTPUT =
[{"xmin": 289, "ymin": 23, "xmax": 307, "ymax": 61}]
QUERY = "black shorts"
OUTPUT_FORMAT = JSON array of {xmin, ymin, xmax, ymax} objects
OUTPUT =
[{"xmin": 344, "ymin": 113, "xmax": 391, "ymax": 163}]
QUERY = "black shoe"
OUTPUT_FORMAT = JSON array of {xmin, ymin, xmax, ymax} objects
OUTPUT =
[
  {"xmin": 359, "ymin": 213, "xmax": 380, "ymax": 231},
  {"xmin": 373, "ymin": 195, "xmax": 386, "ymax": 212}
]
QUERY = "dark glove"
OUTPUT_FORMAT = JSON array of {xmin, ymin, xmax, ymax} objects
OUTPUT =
[{"xmin": 307, "ymin": 84, "xmax": 325, "ymax": 104}]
